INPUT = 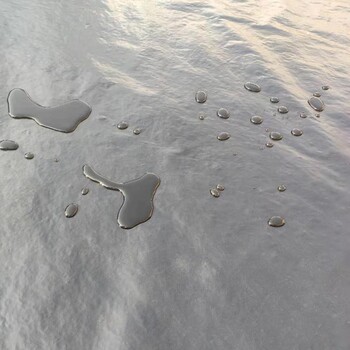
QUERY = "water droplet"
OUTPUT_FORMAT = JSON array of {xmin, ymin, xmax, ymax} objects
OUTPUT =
[
  {"xmin": 244, "ymin": 82, "xmax": 261, "ymax": 92},
  {"xmin": 65, "ymin": 203, "xmax": 78, "ymax": 218},
  {"xmin": 291, "ymin": 128, "xmax": 303, "ymax": 136},
  {"xmin": 269, "ymin": 132, "xmax": 283, "ymax": 141},
  {"xmin": 265, "ymin": 142, "xmax": 274, "ymax": 148},
  {"xmin": 270, "ymin": 97, "xmax": 279, "ymax": 103},
  {"xmin": 308, "ymin": 96, "xmax": 325, "ymax": 112},
  {"xmin": 250, "ymin": 115, "xmax": 263, "ymax": 124},
  {"xmin": 0, "ymin": 140, "xmax": 19, "ymax": 151},
  {"xmin": 300, "ymin": 112, "xmax": 308, "ymax": 118},
  {"xmin": 117, "ymin": 121, "xmax": 128, "ymax": 130},
  {"xmin": 277, "ymin": 106, "xmax": 288, "ymax": 114},
  {"xmin": 322, "ymin": 85, "xmax": 330, "ymax": 90},
  {"xmin": 198, "ymin": 114, "xmax": 205, "ymax": 120},
  {"xmin": 54, "ymin": 158, "xmax": 59, "ymax": 162},
  {"xmin": 210, "ymin": 188, "xmax": 220, "ymax": 198},
  {"xmin": 133, "ymin": 128, "xmax": 141, "ymax": 135},
  {"xmin": 313, "ymin": 92, "xmax": 321, "ymax": 97},
  {"xmin": 278, "ymin": 185, "xmax": 286, "ymax": 192},
  {"xmin": 216, "ymin": 184, "xmax": 225, "ymax": 191},
  {"xmin": 82, "ymin": 165, "xmax": 160, "ymax": 229},
  {"xmin": 195, "ymin": 91, "xmax": 207, "ymax": 103},
  {"xmin": 81, "ymin": 188, "xmax": 89, "ymax": 195},
  {"xmin": 217, "ymin": 132, "xmax": 231, "ymax": 141},
  {"xmin": 315, "ymin": 113, "xmax": 320, "ymax": 118},
  {"xmin": 24, "ymin": 152, "xmax": 34, "ymax": 159},
  {"xmin": 268, "ymin": 216, "xmax": 285, "ymax": 227},
  {"xmin": 7, "ymin": 88, "xmax": 91, "ymax": 133},
  {"xmin": 217, "ymin": 108, "xmax": 230, "ymax": 119}
]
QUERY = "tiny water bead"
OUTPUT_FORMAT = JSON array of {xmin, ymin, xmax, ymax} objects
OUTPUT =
[
  {"xmin": 244, "ymin": 82, "xmax": 261, "ymax": 92},
  {"xmin": 313, "ymin": 92, "xmax": 321, "ymax": 97},
  {"xmin": 195, "ymin": 91, "xmax": 207, "ymax": 103},
  {"xmin": 278, "ymin": 185, "xmax": 286, "ymax": 192},
  {"xmin": 300, "ymin": 112, "xmax": 308, "ymax": 118},
  {"xmin": 270, "ymin": 97, "xmax": 279, "ymax": 103},
  {"xmin": 133, "ymin": 128, "xmax": 141, "ymax": 135},
  {"xmin": 322, "ymin": 85, "xmax": 330, "ymax": 90},
  {"xmin": 0, "ymin": 140, "xmax": 19, "ymax": 151},
  {"xmin": 65, "ymin": 203, "xmax": 78, "ymax": 218},
  {"xmin": 217, "ymin": 108, "xmax": 230, "ymax": 119},
  {"xmin": 117, "ymin": 121, "xmax": 129, "ymax": 130},
  {"xmin": 308, "ymin": 96, "xmax": 325, "ymax": 112},
  {"xmin": 250, "ymin": 115, "xmax": 263, "ymax": 124},
  {"xmin": 210, "ymin": 188, "xmax": 220, "ymax": 198},
  {"xmin": 217, "ymin": 132, "xmax": 231, "ymax": 141},
  {"xmin": 198, "ymin": 114, "xmax": 205, "ymax": 120},
  {"xmin": 269, "ymin": 132, "xmax": 283, "ymax": 141},
  {"xmin": 24, "ymin": 152, "xmax": 34, "ymax": 159},
  {"xmin": 216, "ymin": 184, "xmax": 225, "ymax": 191},
  {"xmin": 266, "ymin": 142, "xmax": 274, "ymax": 148},
  {"xmin": 268, "ymin": 216, "xmax": 285, "ymax": 227},
  {"xmin": 291, "ymin": 128, "xmax": 303, "ymax": 136},
  {"xmin": 277, "ymin": 106, "xmax": 288, "ymax": 114},
  {"xmin": 81, "ymin": 188, "xmax": 89, "ymax": 195}
]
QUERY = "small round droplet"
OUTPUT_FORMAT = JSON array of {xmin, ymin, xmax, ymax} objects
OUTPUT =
[
  {"xmin": 81, "ymin": 188, "xmax": 89, "ymax": 195},
  {"xmin": 277, "ymin": 106, "xmax": 288, "ymax": 114},
  {"xmin": 315, "ymin": 113, "xmax": 320, "ymax": 118},
  {"xmin": 244, "ymin": 82, "xmax": 261, "ymax": 92},
  {"xmin": 322, "ymin": 85, "xmax": 330, "ymax": 90},
  {"xmin": 117, "ymin": 121, "xmax": 129, "ymax": 130},
  {"xmin": 268, "ymin": 216, "xmax": 285, "ymax": 227},
  {"xmin": 133, "ymin": 128, "xmax": 141, "ymax": 135},
  {"xmin": 217, "ymin": 108, "xmax": 230, "ymax": 119},
  {"xmin": 265, "ymin": 142, "xmax": 274, "ymax": 148},
  {"xmin": 300, "ymin": 112, "xmax": 308, "ymax": 118},
  {"xmin": 24, "ymin": 152, "xmax": 34, "ymax": 159},
  {"xmin": 195, "ymin": 91, "xmax": 207, "ymax": 103},
  {"xmin": 210, "ymin": 188, "xmax": 220, "ymax": 198},
  {"xmin": 313, "ymin": 92, "xmax": 321, "ymax": 97},
  {"xmin": 54, "ymin": 158, "xmax": 59, "ymax": 162},
  {"xmin": 269, "ymin": 131, "xmax": 283, "ymax": 141},
  {"xmin": 308, "ymin": 96, "xmax": 325, "ymax": 112},
  {"xmin": 270, "ymin": 97, "xmax": 279, "ymax": 103},
  {"xmin": 65, "ymin": 203, "xmax": 78, "ymax": 218},
  {"xmin": 216, "ymin": 184, "xmax": 225, "ymax": 191},
  {"xmin": 291, "ymin": 128, "xmax": 303, "ymax": 136},
  {"xmin": 217, "ymin": 132, "xmax": 231, "ymax": 141},
  {"xmin": 198, "ymin": 114, "xmax": 205, "ymax": 120},
  {"xmin": 250, "ymin": 115, "xmax": 263, "ymax": 125},
  {"xmin": 278, "ymin": 185, "xmax": 286, "ymax": 192},
  {"xmin": 0, "ymin": 140, "xmax": 19, "ymax": 151}
]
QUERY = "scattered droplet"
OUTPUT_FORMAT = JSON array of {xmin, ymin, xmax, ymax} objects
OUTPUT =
[
  {"xmin": 322, "ymin": 85, "xmax": 330, "ymax": 90},
  {"xmin": 269, "ymin": 132, "xmax": 283, "ymax": 141},
  {"xmin": 277, "ymin": 106, "xmax": 288, "ymax": 114},
  {"xmin": 117, "ymin": 121, "xmax": 129, "ymax": 130},
  {"xmin": 244, "ymin": 82, "xmax": 261, "ymax": 92},
  {"xmin": 278, "ymin": 185, "xmax": 286, "ymax": 192},
  {"xmin": 81, "ymin": 188, "xmax": 89, "ymax": 195},
  {"xmin": 65, "ymin": 203, "xmax": 78, "ymax": 218},
  {"xmin": 210, "ymin": 188, "xmax": 220, "ymax": 198},
  {"xmin": 24, "ymin": 152, "xmax": 34, "ymax": 159},
  {"xmin": 7, "ymin": 88, "xmax": 91, "ymax": 133},
  {"xmin": 300, "ymin": 112, "xmax": 308, "ymax": 118},
  {"xmin": 217, "ymin": 132, "xmax": 231, "ymax": 141},
  {"xmin": 250, "ymin": 115, "xmax": 263, "ymax": 124},
  {"xmin": 315, "ymin": 113, "xmax": 320, "ymax": 118},
  {"xmin": 82, "ymin": 165, "xmax": 160, "ymax": 229},
  {"xmin": 133, "ymin": 128, "xmax": 141, "ymax": 135},
  {"xmin": 268, "ymin": 216, "xmax": 285, "ymax": 227},
  {"xmin": 313, "ymin": 92, "xmax": 321, "ymax": 97},
  {"xmin": 198, "ymin": 114, "xmax": 205, "ymax": 120},
  {"xmin": 265, "ymin": 142, "xmax": 274, "ymax": 148},
  {"xmin": 195, "ymin": 91, "xmax": 207, "ymax": 103},
  {"xmin": 308, "ymin": 96, "xmax": 325, "ymax": 112},
  {"xmin": 265, "ymin": 128, "xmax": 270, "ymax": 132},
  {"xmin": 0, "ymin": 140, "xmax": 19, "ymax": 151},
  {"xmin": 54, "ymin": 158, "xmax": 59, "ymax": 162},
  {"xmin": 291, "ymin": 128, "xmax": 303, "ymax": 136},
  {"xmin": 270, "ymin": 97, "xmax": 279, "ymax": 103},
  {"xmin": 216, "ymin": 184, "xmax": 225, "ymax": 191},
  {"xmin": 217, "ymin": 108, "xmax": 230, "ymax": 119}
]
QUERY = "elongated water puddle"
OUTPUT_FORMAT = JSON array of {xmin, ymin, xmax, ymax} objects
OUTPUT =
[{"xmin": 82, "ymin": 165, "xmax": 160, "ymax": 229}]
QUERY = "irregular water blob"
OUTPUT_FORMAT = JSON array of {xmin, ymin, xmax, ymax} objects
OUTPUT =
[
  {"xmin": 270, "ymin": 97, "xmax": 279, "ymax": 103},
  {"xmin": 217, "ymin": 108, "xmax": 230, "ymax": 119},
  {"xmin": 300, "ymin": 112, "xmax": 308, "ymax": 118},
  {"xmin": 117, "ymin": 121, "xmax": 129, "ymax": 130},
  {"xmin": 268, "ymin": 216, "xmax": 285, "ymax": 227},
  {"xmin": 210, "ymin": 188, "xmax": 220, "ymax": 198},
  {"xmin": 133, "ymin": 128, "xmax": 141, "ymax": 135},
  {"xmin": 244, "ymin": 82, "xmax": 261, "ymax": 92},
  {"xmin": 82, "ymin": 165, "xmax": 160, "ymax": 229},
  {"xmin": 217, "ymin": 132, "xmax": 231, "ymax": 141},
  {"xmin": 291, "ymin": 128, "xmax": 303, "ymax": 136},
  {"xmin": 313, "ymin": 92, "xmax": 321, "ymax": 97},
  {"xmin": 81, "ymin": 188, "xmax": 89, "ymax": 195},
  {"xmin": 308, "ymin": 96, "xmax": 325, "ymax": 112},
  {"xmin": 7, "ymin": 88, "xmax": 91, "ymax": 133},
  {"xmin": 269, "ymin": 131, "xmax": 283, "ymax": 141},
  {"xmin": 195, "ymin": 91, "xmax": 207, "ymax": 103},
  {"xmin": 277, "ymin": 106, "xmax": 289, "ymax": 114},
  {"xmin": 0, "ymin": 140, "xmax": 19, "ymax": 151},
  {"xmin": 322, "ymin": 85, "xmax": 330, "ymax": 90},
  {"xmin": 250, "ymin": 115, "xmax": 263, "ymax": 125},
  {"xmin": 24, "ymin": 152, "xmax": 34, "ymax": 159},
  {"xmin": 65, "ymin": 203, "xmax": 78, "ymax": 218},
  {"xmin": 278, "ymin": 185, "xmax": 286, "ymax": 192},
  {"xmin": 216, "ymin": 184, "xmax": 225, "ymax": 191},
  {"xmin": 265, "ymin": 142, "xmax": 274, "ymax": 148}
]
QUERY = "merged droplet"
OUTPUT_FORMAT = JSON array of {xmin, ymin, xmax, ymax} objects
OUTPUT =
[
  {"xmin": 322, "ymin": 85, "xmax": 330, "ymax": 90},
  {"xmin": 308, "ymin": 96, "xmax": 325, "ymax": 112},
  {"xmin": 268, "ymin": 216, "xmax": 285, "ymax": 227},
  {"xmin": 300, "ymin": 112, "xmax": 308, "ymax": 118},
  {"xmin": 265, "ymin": 142, "xmax": 274, "ymax": 148},
  {"xmin": 277, "ymin": 185, "xmax": 286, "ymax": 192},
  {"xmin": 117, "ymin": 121, "xmax": 129, "ymax": 130},
  {"xmin": 81, "ymin": 188, "xmax": 89, "ymax": 195},
  {"xmin": 133, "ymin": 128, "xmax": 141, "ymax": 135},
  {"xmin": 210, "ymin": 188, "xmax": 220, "ymax": 198},
  {"xmin": 195, "ymin": 91, "xmax": 207, "ymax": 103},
  {"xmin": 65, "ymin": 203, "xmax": 78, "ymax": 218},
  {"xmin": 269, "ymin": 132, "xmax": 283, "ymax": 141},
  {"xmin": 250, "ymin": 116, "xmax": 263, "ymax": 125},
  {"xmin": 216, "ymin": 184, "xmax": 225, "ymax": 191},
  {"xmin": 313, "ymin": 92, "xmax": 321, "ymax": 97},
  {"xmin": 217, "ymin": 132, "xmax": 231, "ymax": 141},
  {"xmin": 270, "ymin": 97, "xmax": 279, "ymax": 103},
  {"xmin": 24, "ymin": 152, "xmax": 34, "ymax": 159},
  {"xmin": 217, "ymin": 108, "xmax": 230, "ymax": 119},
  {"xmin": 0, "ymin": 140, "xmax": 19, "ymax": 151},
  {"xmin": 244, "ymin": 82, "xmax": 261, "ymax": 92},
  {"xmin": 291, "ymin": 128, "xmax": 303, "ymax": 136},
  {"xmin": 277, "ymin": 106, "xmax": 289, "ymax": 114}
]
